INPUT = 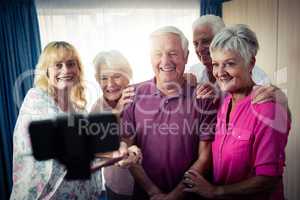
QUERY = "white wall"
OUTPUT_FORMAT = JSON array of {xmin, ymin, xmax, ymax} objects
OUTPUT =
[{"xmin": 223, "ymin": 0, "xmax": 300, "ymax": 199}]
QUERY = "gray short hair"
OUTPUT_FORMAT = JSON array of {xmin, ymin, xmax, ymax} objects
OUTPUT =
[
  {"xmin": 192, "ymin": 14, "xmax": 225, "ymax": 36},
  {"xmin": 210, "ymin": 24, "xmax": 259, "ymax": 65},
  {"xmin": 150, "ymin": 26, "xmax": 189, "ymax": 57},
  {"xmin": 93, "ymin": 50, "xmax": 133, "ymax": 80}
]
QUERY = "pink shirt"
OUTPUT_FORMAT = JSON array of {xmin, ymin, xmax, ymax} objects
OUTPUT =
[{"xmin": 212, "ymin": 93, "xmax": 290, "ymax": 200}]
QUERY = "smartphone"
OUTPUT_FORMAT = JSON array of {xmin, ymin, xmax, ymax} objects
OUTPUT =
[{"xmin": 28, "ymin": 113, "xmax": 120, "ymax": 179}]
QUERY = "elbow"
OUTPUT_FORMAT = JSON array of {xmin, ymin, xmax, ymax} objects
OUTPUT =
[
  {"xmin": 267, "ymin": 176, "xmax": 281, "ymax": 190},
  {"xmin": 258, "ymin": 176, "xmax": 282, "ymax": 192}
]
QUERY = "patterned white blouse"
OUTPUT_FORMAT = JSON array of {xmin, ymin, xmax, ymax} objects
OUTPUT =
[{"xmin": 10, "ymin": 87, "xmax": 102, "ymax": 200}]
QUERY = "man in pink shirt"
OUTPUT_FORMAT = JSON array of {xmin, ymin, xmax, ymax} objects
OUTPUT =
[{"xmin": 183, "ymin": 24, "xmax": 290, "ymax": 200}]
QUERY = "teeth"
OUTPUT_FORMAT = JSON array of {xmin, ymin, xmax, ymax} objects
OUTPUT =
[
  {"xmin": 160, "ymin": 67, "xmax": 175, "ymax": 72},
  {"xmin": 58, "ymin": 77, "xmax": 72, "ymax": 80},
  {"xmin": 219, "ymin": 76, "xmax": 231, "ymax": 80},
  {"xmin": 219, "ymin": 78, "xmax": 231, "ymax": 82},
  {"xmin": 106, "ymin": 88, "xmax": 120, "ymax": 93},
  {"xmin": 57, "ymin": 76, "xmax": 74, "ymax": 81}
]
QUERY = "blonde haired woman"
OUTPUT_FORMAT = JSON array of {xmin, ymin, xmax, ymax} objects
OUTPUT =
[
  {"xmin": 34, "ymin": 41, "xmax": 86, "ymax": 111},
  {"xmin": 10, "ymin": 42, "xmax": 136, "ymax": 200},
  {"xmin": 91, "ymin": 50, "xmax": 136, "ymax": 200}
]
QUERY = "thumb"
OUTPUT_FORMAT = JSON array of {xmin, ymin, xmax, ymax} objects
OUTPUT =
[{"xmin": 119, "ymin": 141, "xmax": 129, "ymax": 157}]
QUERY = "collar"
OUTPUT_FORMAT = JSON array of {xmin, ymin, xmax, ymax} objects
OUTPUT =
[{"xmin": 148, "ymin": 77, "xmax": 189, "ymax": 98}]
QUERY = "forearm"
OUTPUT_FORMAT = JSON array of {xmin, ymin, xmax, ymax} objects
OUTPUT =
[
  {"xmin": 214, "ymin": 176, "xmax": 281, "ymax": 199},
  {"xmin": 129, "ymin": 164, "xmax": 161, "ymax": 196},
  {"xmin": 121, "ymin": 137, "xmax": 134, "ymax": 146},
  {"xmin": 189, "ymin": 141, "xmax": 212, "ymax": 174},
  {"xmin": 168, "ymin": 181, "xmax": 186, "ymax": 200},
  {"xmin": 189, "ymin": 155, "xmax": 211, "ymax": 175},
  {"xmin": 173, "ymin": 142, "xmax": 211, "ymax": 199},
  {"xmin": 175, "ymin": 158, "xmax": 210, "ymax": 200}
]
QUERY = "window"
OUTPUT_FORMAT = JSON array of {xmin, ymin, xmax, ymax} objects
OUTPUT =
[{"xmin": 36, "ymin": 0, "xmax": 200, "ymax": 109}]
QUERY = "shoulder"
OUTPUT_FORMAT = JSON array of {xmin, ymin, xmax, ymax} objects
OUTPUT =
[
  {"xmin": 195, "ymin": 93, "xmax": 219, "ymax": 115},
  {"xmin": 252, "ymin": 65, "xmax": 271, "ymax": 85},
  {"xmin": 252, "ymin": 102, "xmax": 279, "ymax": 118},
  {"xmin": 25, "ymin": 87, "xmax": 48, "ymax": 100},
  {"xmin": 188, "ymin": 63, "xmax": 206, "ymax": 75},
  {"xmin": 19, "ymin": 87, "xmax": 58, "ymax": 116},
  {"xmin": 252, "ymin": 101, "xmax": 290, "ymax": 133},
  {"xmin": 23, "ymin": 87, "xmax": 56, "ymax": 106},
  {"xmin": 121, "ymin": 79, "xmax": 155, "ymax": 116},
  {"xmin": 22, "ymin": 87, "xmax": 50, "ymax": 107},
  {"xmin": 188, "ymin": 63, "xmax": 208, "ymax": 83},
  {"xmin": 188, "ymin": 63, "xmax": 205, "ymax": 72},
  {"xmin": 90, "ymin": 98, "xmax": 104, "ymax": 113},
  {"xmin": 252, "ymin": 65, "xmax": 266, "ymax": 73},
  {"xmin": 90, "ymin": 97, "xmax": 112, "ymax": 113},
  {"xmin": 133, "ymin": 79, "xmax": 156, "ymax": 95}
]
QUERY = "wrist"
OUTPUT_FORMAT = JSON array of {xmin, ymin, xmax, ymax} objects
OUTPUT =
[
  {"xmin": 147, "ymin": 186, "xmax": 161, "ymax": 197},
  {"xmin": 168, "ymin": 182, "xmax": 185, "ymax": 199},
  {"xmin": 112, "ymin": 106, "xmax": 122, "ymax": 114},
  {"xmin": 213, "ymin": 186, "xmax": 224, "ymax": 198}
]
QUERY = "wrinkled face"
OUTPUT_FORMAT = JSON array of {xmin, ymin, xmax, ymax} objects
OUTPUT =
[
  {"xmin": 211, "ymin": 49, "xmax": 252, "ymax": 93},
  {"xmin": 97, "ymin": 68, "xmax": 130, "ymax": 101},
  {"xmin": 193, "ymin": 25, "xmax": 214, "ymax": 71},
  {"xmin": 150, "ymin": 33, "xmax": 187, "ymax": 87},
  {"xmin": 47, "ymin": 53, "xmax": 80, "ymax": 90}
]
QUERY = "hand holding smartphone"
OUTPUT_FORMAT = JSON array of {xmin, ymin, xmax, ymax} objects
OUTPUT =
[{"xmin": 29, "ymin": 113, "xmax": 120, "ymax": 179}]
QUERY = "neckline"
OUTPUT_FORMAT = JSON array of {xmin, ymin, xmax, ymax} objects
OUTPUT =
[
  {"xmin": 224, "ymin": 92, "xmax": 253, "ymax": 131},
  {"xmin": 150, "ymin": 77, "xmax": 189, "ymax": 98}
]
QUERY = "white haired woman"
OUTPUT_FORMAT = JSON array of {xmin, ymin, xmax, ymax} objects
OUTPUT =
[
  {"xmin": 183, "ymin": 25, "xmax": 291, "ymax": 200},
  {"xmin": 91, "ymin": 50, "xmax": 139, "ymax": 200},
  {"xmin": 10, "ymin": 42, "xmax": 138, "ymax": 200}
]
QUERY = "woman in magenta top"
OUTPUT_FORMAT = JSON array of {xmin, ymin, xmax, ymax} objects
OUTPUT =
[{"xmin": 183, "ymin": 24, "xmax": 291, "ymax": 200}]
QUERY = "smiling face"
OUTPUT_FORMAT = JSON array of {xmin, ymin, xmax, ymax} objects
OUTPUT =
[
  {"xmin": 211, "ymin": 49, "xmax": 254, "ymax": 93},
  {"xmin": 150, "ymin": 33, "xmax": 187, "ymax": 89},
  {"xmin": 97, "ymin": 68, "xmax": 129, "ymax": 101},
  {"xmin": 47, "ymin": 51, "xmax": 80, "ymax": 91},
  {"xmin": 193, "ymin": 25, "xmax": 214, "ymax": 71}
]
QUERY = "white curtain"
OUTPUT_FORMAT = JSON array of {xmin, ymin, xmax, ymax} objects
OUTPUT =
[{"xmin": 36, "ymin": 0, "xmax": 200, "ymax": 109}]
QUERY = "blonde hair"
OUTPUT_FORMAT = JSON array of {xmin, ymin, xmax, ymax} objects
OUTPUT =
[
  {"xmin": 93, "ymin": 50, "xmax": 133, "ymax": 82},
  {"xmin": 34, "ymin": 41, "xmax": 86, "ymax": 110}
]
